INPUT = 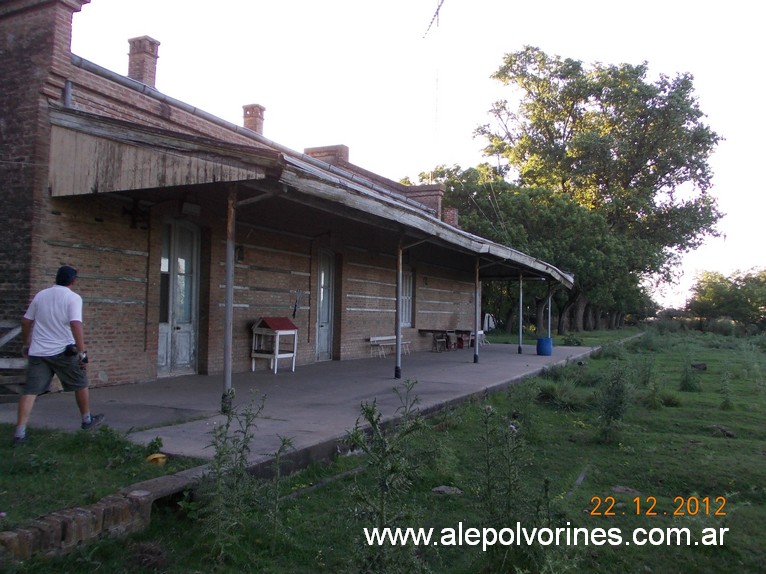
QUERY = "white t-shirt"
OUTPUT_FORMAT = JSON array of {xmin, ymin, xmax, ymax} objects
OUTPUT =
[{"xmin": 24, "ymin": 285, "xmax": 83, "ymax": 357}]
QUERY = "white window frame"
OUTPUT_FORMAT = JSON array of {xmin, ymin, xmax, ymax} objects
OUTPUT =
[{"xmin": 401, "ymin": 270, "xmax": 413, "ymax": 327}]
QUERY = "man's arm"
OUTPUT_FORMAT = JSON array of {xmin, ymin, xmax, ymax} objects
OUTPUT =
[
  {"xmin": 70, "ymin": 320, "xmax": 87, "ymax": 369},
  {"xmin": 21, "ymin": 317, "xmax": 34, "ymax": 357},
  {"xmin": 70, "ymin": 320, "xmax": 85, "ymax": 353}
]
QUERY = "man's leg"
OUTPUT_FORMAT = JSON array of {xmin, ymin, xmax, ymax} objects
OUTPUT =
[
  {"xmin": 53, "ymin": 354, "xmax": 102, "ymax": 430},
  {"xmin": 15, "ymin": 394, "xmax": 37, "ymax": 437},
  {"xmin": 14, "ymin": 357, "xmax": 53, "ymax": 441},
  {"xmin": 74, "ymin": 387, "xmax": 103, "ymax": 430},
  {"xmin": 74, "ymin": 387, "xmax": 90, "ymax": 416}
]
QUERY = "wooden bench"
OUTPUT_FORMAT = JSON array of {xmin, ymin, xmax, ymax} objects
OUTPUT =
[{"xmin": 369, "ymin": 336, "xmax": 410, "ymax": 358}]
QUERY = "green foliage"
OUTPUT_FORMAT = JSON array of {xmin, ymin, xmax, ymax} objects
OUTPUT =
[
  {"xmin": 536, "ymin": 379, "xmax": 585, "ymax": 411},
  {"xmin": 0, "ymin": 425, "xmax": 202, "ymax": 530},
  {"xmin": 505, "ymin": 380, "xmax": 538, "ymax": 439},
  {"xmin": 476, "ymin": 404, "xmax": 538, "ymax": 569},
  {"xmin": 591, "ymin": 342, "xmax": 627, "ymax": 361},
  {"xmin": 477, "ymin": 47, "xmax": 721, "ymax": 261},
  {"xmin": 679, "ymin": 362, "xmax": 703, "ymax": 393},
  {"xmin": 630, "ymin": 356, "xmax": 656, "ymax": 388},
  {"xmin": 561, "ymin": 333, "xmax": 583, "ymax": 346},
  {"xmin": 687, "ymin": 268, "xmax": 766, "ymax": 330},
  {"xmin": 659, "ymin": 390, "xmax": 682, "ymax": 407},
  {"xmin": 345, "ymin": 379, "xmax": 430, "ymax": 574},
  {"xmin": 595, "ymin": 362, "xmax": 632, "ymax": 442},
  {"xmin": 193, "ymin": 395, "xmax": 265, "ymax": 564},
  {"xmin": 466, "ymin": 46, "xmax": 721, "ymax": 324},
  {"xmin": 642, "ymin": 379, "xmax": 663, "ymax": 410},
  {"xmin": 539, "ymin": 363, "xmax": 571, "ymax": 382},
  {"xmin": 719, "ymin": 364, "xmax": 734, "ymax": 411},
  {"xmin": 653, "ymin": 318, "xmax": 686, "ymax": 334},
  {"xmin": 145, "ymin": 436, "xmax": 163, "ymax": 456},
  {"xmin": 541, "ymin": 361, "xmax": 597, "ymax": 389}
]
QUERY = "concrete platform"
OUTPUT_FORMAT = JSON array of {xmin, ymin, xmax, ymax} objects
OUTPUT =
[{"xmin": 0, "ymin": 343, "xmax": 593, "ymax": 465}]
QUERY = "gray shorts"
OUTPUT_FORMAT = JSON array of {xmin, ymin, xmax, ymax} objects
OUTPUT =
[{"xmin": 23, "ymin": 353, "xmax": 89, "ymax": 395}]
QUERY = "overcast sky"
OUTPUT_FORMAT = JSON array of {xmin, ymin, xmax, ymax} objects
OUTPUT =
[{"xmin": 71, "ymin": 0, "xmax": 764, "ymax": 306}]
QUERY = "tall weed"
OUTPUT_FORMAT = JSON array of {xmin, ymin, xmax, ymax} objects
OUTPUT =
[
  {"xmin": 345, "ymin": 379, "xmax": 429, "ymax": 573},
  {"xmin": 719, "ymin": 364, "xmax": 734, "ymax": 411},
  {"xmin": 194, "ymin": 394, "xmax": 265, "ymax": 564},
  {"xmin": 679, "ymin": 361, "xmax": 703, "ymax": 392},
  {"xmin": 595, "ymin": 362, "xmax": 632, "ymax": 442},
  {"xmin": 476, "ymin": 404, "xmax": 538, "ymax": 569}
]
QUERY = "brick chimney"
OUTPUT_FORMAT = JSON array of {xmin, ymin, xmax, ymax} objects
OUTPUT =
[
  {"xmin": 243, "ymin": 104, "xmax": 266, "ymax": 134},
  {"xmin": 402, "ymin": 184, "xmax": 444, "ymax": 219},
  {"xmin": 442, "ymin": 207, "xmax": 459, "ymax": 228},
  {"xmin": 128, "ymin": 36, "xmax": 160, "ymax": 87},
  {"xmin": 304, "ymin": 145, "xmax": 349, "ymax": 165}
]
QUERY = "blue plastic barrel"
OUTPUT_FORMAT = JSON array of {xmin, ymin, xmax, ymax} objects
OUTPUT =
[{"xmin": 536, "ymin": 337, "xmax": 553, "ymax": 356}]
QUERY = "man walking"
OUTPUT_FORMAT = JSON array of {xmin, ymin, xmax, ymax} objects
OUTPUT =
[{"xmin": 13, "ymin": 265, "xmax": 104, "ymax": 446}]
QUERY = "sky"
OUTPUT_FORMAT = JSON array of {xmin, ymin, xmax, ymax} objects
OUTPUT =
[{"xmin": 70, "ymin": 0, "xmax": 764, "ymax": 307}]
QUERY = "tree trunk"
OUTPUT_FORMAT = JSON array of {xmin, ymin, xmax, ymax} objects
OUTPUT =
[
  {"xmin": 593, "ymin": 307, "xmax": 604, "ymax": 330},
  {"xmin": 535, "ymin": 297, "xmax": 546, "ymax": 336},
  {"xmin": 504, "ymin": 306, "xmax": 515, "ymax": 335},
  {"xmin": 574, "ymin": 296, "xmax": 587, "ymax": 332},
  {"xmin": 560, "ymin": 308, "xmax": 571, "ymax": 334},
  {"xmin": 583, "ymin": 304, "xmax": 598, "ymax": 331}
]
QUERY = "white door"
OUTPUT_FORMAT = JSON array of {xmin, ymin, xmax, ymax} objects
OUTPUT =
[
  {"xmin": 158, "ymin": 222, "xmax": 199, "ymax": 376},
  {"xmin": 316, "ymin": 250, "xmax": 334, "ymax": 361}
]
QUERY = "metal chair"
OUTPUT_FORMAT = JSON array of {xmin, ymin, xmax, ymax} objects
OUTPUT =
[
  {"xmin": 446, "ymin": 330, "xmax": 457, "ymax": 350},
  {"xmin": 432, "ymin": 332, "xmax": 447, "ymax": 352}
]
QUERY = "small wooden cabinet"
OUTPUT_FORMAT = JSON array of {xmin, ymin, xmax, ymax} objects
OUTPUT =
[{"xmin": 250, "ymin": 317, "xmax": 298, "ymax": 374}]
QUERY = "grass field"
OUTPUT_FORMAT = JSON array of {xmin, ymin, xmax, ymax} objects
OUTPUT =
[{"xmin": 3, "ymin": 327, "xmax": 765, "ymax": 573}]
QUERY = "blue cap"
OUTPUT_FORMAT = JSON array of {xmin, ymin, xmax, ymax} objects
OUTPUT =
[{"xmin": 55, "ymin": 266, "xmax": 78, "ymax": 286}]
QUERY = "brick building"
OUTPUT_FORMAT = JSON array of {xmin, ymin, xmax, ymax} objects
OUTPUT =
[{"xmin": 0, "ymin": 0, "xmax": 572, "ymax": 388}]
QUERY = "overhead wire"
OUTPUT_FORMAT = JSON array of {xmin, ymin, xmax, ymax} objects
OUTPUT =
[{"xmin": 423, "ymin": 0, "xmax": 445, "ymax": 38}]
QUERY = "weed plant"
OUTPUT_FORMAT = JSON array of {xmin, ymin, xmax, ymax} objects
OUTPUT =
[
  {"xmin": 192, "ymin": 394, "xmax": 265, "ymax": 564},
  {"xmin": 591, "ymin": 342, "xmax": 627, "ymax": 361},
  {"xmin": 642, "ymin": 379, "xmax": 663, "ymax": 410},
  {"xmin": 536, "ymin": 379, "xmax": 586, "ymax": 411},
  {"xmin": 629, "ymin": 356, "xmax": 655, "ymax": 388},
  {"xmin": 561, "ymin": 333, "xmax": 583, "ymax": 346},
  {"xmin": 266, "ymin": 435, "xmax": 295, "ymax": 554},
  {"xmin": 719, "ymin": 364, "xmax": 734, "ymax": 410},
  {"xmin": 594, "ymin": 362, "xmax": 632, "ymax": 442},
  {"xmin": 654, "ymin": 317, "xmax": 685, "ymax": 334},
  {"xmin": 659, "ymin": 390, "xmax": 682, "ymax": 407},
  {"xmin": 505, "ymin": 379, "xmax": 538, "ymax": 439},
  {"xmin": 679, "ymin": 361, "xmax": 703, "ymax": 392},
  {"xmin": 476, "ymin": 404, "xmax": 538, "ymax": 570},
  {"xmin": 540, "ymin": 362, "xmax": 571, "ymax": 382},
  {"xmin": 345, "ymin": 379, "xmax": 429, "ymax": 573}
]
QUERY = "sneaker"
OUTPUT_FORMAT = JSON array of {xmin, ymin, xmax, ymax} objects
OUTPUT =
[
  {"xmin": 12, "ymin": 435, "xmax": 28, "ymax": 448},
  {"xmin": 81, "ymin": 413, "xmax": 105, "ymax": 431}
]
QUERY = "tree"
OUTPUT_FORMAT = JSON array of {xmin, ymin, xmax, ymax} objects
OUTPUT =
[
  {"xmin": 476, "ymin": 46, "xmax": 722, "ymax": 281},
  {"xmin": 420, "ymin": 164, "xmax": 639, "ymax": 333},
  {"xmin": 688, "ymin": 269, "xmax": 766, "ymax": 329}
]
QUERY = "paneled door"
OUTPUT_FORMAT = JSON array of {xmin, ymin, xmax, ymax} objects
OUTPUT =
[
  {"xmin": 316, "ymin": 250, "xmax": 334, "ymax": 361},
  {"xmin": 158, "ymin": 221, "xmax": 199, "ymax": 376}
]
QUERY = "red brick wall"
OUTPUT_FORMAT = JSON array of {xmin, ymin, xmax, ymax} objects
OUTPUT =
[
  {"xmin": 33, "ymin": 196, "xmax": 158, "ymax": 384},
  {"xmin": 0, "ymin": 2, "xmax": 71, "ymax": 330},
  {"xmin": 0, "ymin": 0, "xmax": 477, "ymax": 385}
]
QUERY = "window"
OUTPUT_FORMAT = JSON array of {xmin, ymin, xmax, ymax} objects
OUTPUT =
[{"xmin": 401, "ymin": 270, "xmax": 413, "ymax": 327}]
